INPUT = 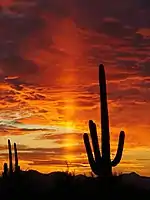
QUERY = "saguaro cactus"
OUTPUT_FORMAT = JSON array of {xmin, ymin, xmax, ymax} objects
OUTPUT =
[
  {"xmin": 14, "ymin": 142, "xmax": 20, "ymax": 172},
  {"xmin": 8, "ymin": 139, "xmax": 13, "ymax": 175},
  {"xmin": 83, "ymin": 64, "xmax": 125, "ymax": 177},
  {"xmin": 2, "ymin": 139, "xmax": 21, "ymax": 178},
  {"xmin": 2, "ymin": 163, "xmax": 8, "ymax": 178}
]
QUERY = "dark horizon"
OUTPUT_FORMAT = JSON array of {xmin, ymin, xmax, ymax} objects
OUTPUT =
[{"xmin": 0, "ymin": 0, "xmax": 150, "ymax": 176}]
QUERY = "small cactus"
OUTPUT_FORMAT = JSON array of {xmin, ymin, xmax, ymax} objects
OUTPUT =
[
  {"xmin": 83, "ymin": 64, "xmax": 125, "ymax": 177},
  {"xmin": 2, "ymin": 139, "xmax": 21, "ymax": 178},
  {"xmin": 2, "ymin": 163, "xmax": 8, "ymax": 178},
  {"xmin": 8, "ymin": 139, "xmax": 13, "ymax": 176},
  {"xmin": 14, "ymin": 142, "xmax": 20, "ymax": 173}
]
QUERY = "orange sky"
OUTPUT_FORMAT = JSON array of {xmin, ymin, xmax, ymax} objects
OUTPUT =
[{"xmin": 0, "ymin": 0, "xmax": 150, "ymax": 176}]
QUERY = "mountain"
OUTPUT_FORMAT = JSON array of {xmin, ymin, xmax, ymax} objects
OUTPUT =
[
  {"xmin": 1, "ymin": 170, "xmax": 150, "ymax": 199},
  {"xmin": 15, "ymin": 170, "xmax": 150, "ymax": 191},
  {"xmin": 121, "ymin": 172, "xmax": 150, "ymax": 190}
]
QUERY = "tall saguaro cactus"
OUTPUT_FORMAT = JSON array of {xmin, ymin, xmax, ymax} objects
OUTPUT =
[
  {"xmin": 8, "ymin": 139, "xmax": 13, "ymax": 175},
  {"xmin": 83, "ymin": 64, "xmax": 125, "ymax": 177}
]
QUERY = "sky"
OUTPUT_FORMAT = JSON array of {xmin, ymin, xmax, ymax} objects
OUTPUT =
[{"xmin": 0, "ymin": 0, "xmax": 150, "ymax": 176}]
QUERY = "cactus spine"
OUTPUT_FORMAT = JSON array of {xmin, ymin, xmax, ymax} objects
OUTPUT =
[
  {"xmin": 8, "ymin": 139, "xmax": 13, "ymax": 176},
  {"xmin": 83, "ymin": 64, "xmax": 125, "ymax": 177}
]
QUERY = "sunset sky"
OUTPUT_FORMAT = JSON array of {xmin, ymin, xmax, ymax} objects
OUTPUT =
[{"xmin": 0, "ymin": 0, "xmax": 150, "ymax": 176}]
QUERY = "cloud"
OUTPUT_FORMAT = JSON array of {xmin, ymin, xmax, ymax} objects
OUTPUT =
[
  {"xmin": 0, "ymin": 144, "xmax": 87, "ymax": 168},
  {"xmin": 0, "ymin": 56, "xmax": 40, "ymax": 79},
  {"xmin": 22, "ymin": 92, "xmax": 46, "ymax": 101},
  {"xmin": 36, "ymin": 132, "xmax": 83, "ymax": 147},
  {"xmin": 99, "ymin": 18, "xmax": 135, "ymax": 38},
  {"xmin": 4, "ymin": 76, "xmax": 24, "ymax": 90}
]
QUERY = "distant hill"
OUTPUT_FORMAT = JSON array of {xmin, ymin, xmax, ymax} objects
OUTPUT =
[
  {"xmin": 121, "ymin": 172, "xmax": 150, "ymax": 190},
  {"xmin": 22, "ymin": 170, "xmax": 150, "ymax": 191},
  {"xmin": 0, "ymin": 170, "xmax": 150, "ymax": 199}
]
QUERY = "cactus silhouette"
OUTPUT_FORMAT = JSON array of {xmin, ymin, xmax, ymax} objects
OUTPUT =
[
  {"xmin": 83, "ymin": 64, "xmax": 125, "ymax": 177},
  {"xmin": 2, "ymin": 163, "xmax": 8, "ymax": 178},
  {"xmin": 14, "ymin": 142, "xmax": 20, "ymax": 173},
  {"xmin": 8, "ymin": 139, "xmax": 13, "ymax": 176},
  {"xmin": 2, "ymin": 139, "xmax": 21, "ymax": 178}
]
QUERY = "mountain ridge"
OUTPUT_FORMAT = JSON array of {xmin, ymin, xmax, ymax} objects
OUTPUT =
[{"xmin": 3, "ymin": 169, "xmax": 150, "ymax": 190}]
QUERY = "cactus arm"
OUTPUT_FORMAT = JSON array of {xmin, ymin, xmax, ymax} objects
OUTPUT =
[
  {"xmin": 83, "ymin": 133, "xmax": 97, "ymax": 174},
  {"xmin": 99, "ymin": 64, "xmax": 110, "ymax": 160},
  {"xmin": 8, "ymin": 139, "xmax": 13, "ymax": 175},
  {"xmin": 89, "ymin": 120, "xmax": 101, "ymax": 162},
  {"xmin": 111, "ymin": 131, "xmax": 125, "ymax": 167},
  {"xmin": 14, "ymin": 143, "xmax": 18, "ymax": 172}
]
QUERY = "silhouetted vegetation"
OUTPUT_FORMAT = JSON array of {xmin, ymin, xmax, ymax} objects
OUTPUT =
[
  {"xmin": 2, "ymin": 140, "xmax": 20, "ymax": 178},
  {"xmin": 83, "ymin": 64, "xmax": 125, "ymax": 177},
  {"xmin": 0, "ymin": 64, "xmax": 150, "ymax": 199},
  {"xmin": 0, "ymin": 170, "xmax": 150, "ymax": 199}
]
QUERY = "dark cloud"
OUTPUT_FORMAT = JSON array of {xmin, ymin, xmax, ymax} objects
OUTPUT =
[
  {"xmin": 38, "ymin": 109, "xmax": 48, "ymax": 113},
  {"xmin": 23, "ymin": 92, "xmax": 46, "ymax": 101},
  {"xmin": 0, "ymin": 4, "xmax": 45, "ymax": 54},
  {"xmin": 0, "ymin": 2, "xmax": 46, "ymax": 84},
  {"xmin": 0, "ymin": 0, "xmax": 149, "ymax": 83},
  {"xmin": 138, "ymin": 0, "xmax": 150, "ymax": 9},
  {"xmin": 0, "ymin": 144, "xmax": 85, "ymax": 163},
  {"xmin": 0, "ymin": 88, "xmax": 20, "ymax": 104},
  {"xmin": 4, "ymin": 76, "xmax": 25, "ymax": 90},
  {"xmin": 115, "ymin": 60, "xmax": 150, "ymax": 78},
  {"xmin": 0, "ymin": 55, "xmax": 39, "ymax": 77},
  {"xmin": 35, "ymin": 0, "xmax": 71, "ymax": 17},
  {"xmin": 36, "ymin": 133, "xmax": 83, "ymax": 145},
  {"xmin": 139, "ymin": 60, "xmax": 150, "ymax": 77},
  {"xmin": 0, "ymin": 119, "xmax": 57, "ymax": 136},
  {"xmin": 100, "ymin": 18, "xmax": 135, "ymax": 38},
  {"xmin": 10, "ymin": 0, "xmax": 71, "ymax": 17}
]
